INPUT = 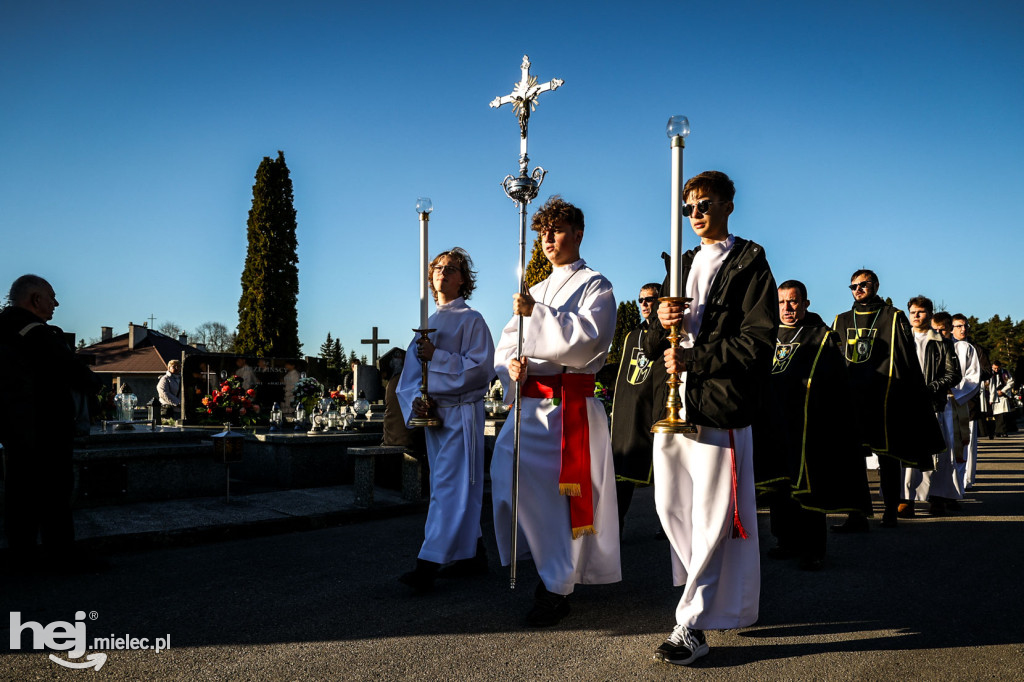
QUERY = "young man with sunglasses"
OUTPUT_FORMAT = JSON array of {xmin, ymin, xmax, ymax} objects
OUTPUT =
[
  {"xmin": 610, "ymin": 282, "xmax": 661, "ymax": 535},
  {"xmin": 643, "ymin": 171, "xmax": 777, "ymax": 665},
  {"xmin": 830, "ymin": 271, "xmax": 945, "ymax": 530},
  {"xmin": 396, "ymin": 248, "xmax": 495, "ymax": 593}
]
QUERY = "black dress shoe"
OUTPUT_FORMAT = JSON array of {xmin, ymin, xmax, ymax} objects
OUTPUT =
[
  {"xmin": 437, "ymin": 540, "xmax": 488, "ymax": 579},
  {"xmin": 526, "ymin": 584, "xmax": 570, "ymax": 627},
  {"xmin": 399, "ymin": 559, "xmax": 439, "ymax": 593}
]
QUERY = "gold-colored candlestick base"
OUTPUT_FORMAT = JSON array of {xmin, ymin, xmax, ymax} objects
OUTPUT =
[
  {"xmin": 651, "ymin": 297, "xmax": 697, "ymax": 434},
  {"xmin": 408, "ymin": 327, "xmax": 443, "ymax": 428}
]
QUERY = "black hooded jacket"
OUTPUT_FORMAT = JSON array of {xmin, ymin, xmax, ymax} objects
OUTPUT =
[{"xmin": 643, "ymin": 236, "xmax": 777, "ymax": 429}]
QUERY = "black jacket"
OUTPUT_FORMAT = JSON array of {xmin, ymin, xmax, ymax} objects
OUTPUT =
[
  {"xmin": 917, "ymin": 329, "xmax": 962, "ymax": 412},
  {"xmin": 644, "ymin": 237, "xmax": 778, "ymax": 429}
]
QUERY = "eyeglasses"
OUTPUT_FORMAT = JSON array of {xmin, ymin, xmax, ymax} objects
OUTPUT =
[
  {"xmin": 638, "ymin": 297, "xmax": 658, "ymax": 305},
  {"xmin": 432, "ymin": 265, "xmax": 459, "ymax": 275},
  {"xmin": 849, "ymin": 281, "xmax": 873, "ymax": 291},
  {"xmin": 682, "ymin": 199, "xmax": 726, "ymax": 217},
  {"xmin": 952, "ymin": 324, "xmax": 967, "ymax": 329}
]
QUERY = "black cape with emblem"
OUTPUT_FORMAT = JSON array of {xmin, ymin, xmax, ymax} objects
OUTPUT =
[
  {"xmin": 752, "ymin": 312, "xmax": 872, "ymax": 513},
  {"xmin": 832, "ymin": 296, "xmax": 945, "ymax": 470},
  {"xmin": 610, "ymin": 322, "xmax": 657, "ymax": 483}
]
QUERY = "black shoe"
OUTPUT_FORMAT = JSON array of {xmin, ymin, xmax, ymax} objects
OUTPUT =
[
  {"xmin": 654, "ymin": 625, "xmax": 709, "ymax": 666},
  {"xmin": 767, "ymin": 546, "xmax": 799, "ymax": 560},
  {"xmin": 830, "ymin": 515, "xmax": 869, "ymax": 534},
  {"xmin": 879, "ymin": 513, "xmax": 898, "ymax": 529},
  {"xmin": 399, "ymin": 559, "xmax": 439, "ymax": 593},
  {"xmin": 437, "ymin": 540, "xmax": 488, "ymax": 579},
  {"xmin": 526, "ymin": 584, "xmax": 570, "ymax": 627}
]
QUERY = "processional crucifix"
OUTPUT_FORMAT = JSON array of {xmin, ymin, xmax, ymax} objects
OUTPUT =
[{"xmin": 490, "ymin": 55, "xmax": 563, "ymax": 590}]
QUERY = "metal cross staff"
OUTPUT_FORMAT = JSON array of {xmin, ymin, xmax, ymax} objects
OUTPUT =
[{"xmin": 490, "ymin": 54, "xmax": 563, "ymax": 590}]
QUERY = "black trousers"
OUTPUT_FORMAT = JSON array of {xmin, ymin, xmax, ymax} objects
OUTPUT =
[
  {"xmin": 2, "ymin": 440, "xmax": 75, "ymax": 551},
  {"xmin": 768, "ymin": 493, "xmax": 826, "ymax": 560}
]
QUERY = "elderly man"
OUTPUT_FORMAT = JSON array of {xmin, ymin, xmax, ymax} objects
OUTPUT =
[
  {"xmin": 157, "ymin": 359, "xmax": 182, "ymax": 420},
  {"xmin": 0, "ymin": 275, "xmax": 100, "ymax": 574}
]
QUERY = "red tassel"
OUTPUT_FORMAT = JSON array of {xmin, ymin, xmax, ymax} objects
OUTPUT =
[{"xmin": 729, "ymin": 429, "xmax": 749, "ymax": 539}]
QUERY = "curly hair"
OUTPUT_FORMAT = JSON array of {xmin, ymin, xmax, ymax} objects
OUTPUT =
[
  {"xmin": 531, "ymin": 195, "xmax": 584, "ymax": 233},
  {"xmin": 428, "ymin": 247, "xmax": 477, "ymax": 302}
]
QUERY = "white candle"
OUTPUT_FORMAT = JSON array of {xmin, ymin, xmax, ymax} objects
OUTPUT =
[
  {"xmin": 666, "ymin": 116, "xmax": 690, "ymax": 297},
  {"xmin": 416, "ymin": 197, "xmax": 433, "ymax": 329}
]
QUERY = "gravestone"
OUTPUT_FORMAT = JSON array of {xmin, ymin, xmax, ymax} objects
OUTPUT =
[{"xmin": 355, "ymin": 364, "xmax": 383, "ymax": 402}]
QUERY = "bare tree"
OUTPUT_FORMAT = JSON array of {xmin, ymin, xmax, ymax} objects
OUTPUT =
[
  {"xmin": 192, "ymin": 321, "xmax": 233, "ymax": 353},
  {"xmin": 159, "ymin": 321, "xmax": 184, "ymax": 338}
]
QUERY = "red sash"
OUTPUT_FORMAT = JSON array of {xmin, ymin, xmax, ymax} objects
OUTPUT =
[{"xmin": 522, "ymin": 373, "xmax": 596, "ymax": 539}]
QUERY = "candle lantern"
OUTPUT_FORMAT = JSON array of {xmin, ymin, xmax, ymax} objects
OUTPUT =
[
  {"xmin": 269, "ymin": 402, "xmax": 283, "ymax": 432},
  {"xmin": 410, "ymin": 197, "xmax": 443, "ymax": 428},
  {"xmin": 652, "ymin": 115, "xmax": 697, "ymax": 435}
]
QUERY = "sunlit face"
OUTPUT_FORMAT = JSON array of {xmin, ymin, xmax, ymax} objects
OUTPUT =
[
  {"xmin": 540, "ymin": 221, "xmax": 583, "ymax": 267},
  {"xmin": 952, "ymin": 320, "xmax": 968, "ymax": 341},
  {"xmin": 849, "ymin": 274, "xmax": 877, "ymax": 303},
  {"xmin": 638, "ymin": 287, "xmax": 658, "ymax": 321},
  {"xmin": 931, "ymin": 319, "xmax": 951, "ymax": 339},
  {"xmin": 431, "ymin": 255, "xmax": 464, "ymax": 302},
  {"xmin": 685, "ymin": 190, "xmax": 732, "ymax": 244},
  {"xmin": 908, "ymin": 305, "xmax": 931, "ymax": 331},
  {"xmin": 778, "ymin": 287, "xmax": 809, "ymax": 326}
]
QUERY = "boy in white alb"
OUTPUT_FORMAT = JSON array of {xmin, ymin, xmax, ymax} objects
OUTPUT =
[{"xmin": 644, "ymin": 171, "xmax": 777, "ymax": 665}]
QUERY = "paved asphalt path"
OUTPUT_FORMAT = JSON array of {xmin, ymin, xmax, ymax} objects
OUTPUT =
[{"xmin": 2, "ymin": 436, "xmax": 1022, "ymax": 680}]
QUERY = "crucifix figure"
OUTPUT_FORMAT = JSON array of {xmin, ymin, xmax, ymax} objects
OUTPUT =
[
  {"xmin": 360, "ymin": 326, "xmax": 390, "ymax": 367},
  {"xmin": 490, "ymin": 55, "xmax": 564, "ymax": 175},
  {"xmin": 147, "ymin": 314, "xmax": 157, "ymax": 328}
]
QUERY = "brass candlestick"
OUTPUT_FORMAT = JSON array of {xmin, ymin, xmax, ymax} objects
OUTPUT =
[
  {"xmin": 408, "ymin": 328, "xmax": 442, "ymax": 428},
  {"xmin": 651, "ymin": 296, "xmax": 697, "ymax": 434}
]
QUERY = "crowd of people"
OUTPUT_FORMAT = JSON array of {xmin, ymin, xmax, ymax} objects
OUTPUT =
[
  {"xmin": 2, "ymin": 169, "xmax": 1018, "ymax": 668},
  {"xmin": 389, "ymin": 170, "xmax": 1018, "ymax": 667}
]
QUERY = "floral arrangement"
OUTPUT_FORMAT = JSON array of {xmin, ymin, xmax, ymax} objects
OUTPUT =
[
  {"xmin": 594, "ymin": 381, "xmax": 613, "ymax": 417},
  {"xmin": 293, "ymin": 377, "xmax": 324, "ymax": 414},
  {"xmin": 328, "ymin": 387, "xmax": 348, "ymax": 406},
  {"xmin": 197, "ymin": 375, "xmax": 259, "ymax": 426}
]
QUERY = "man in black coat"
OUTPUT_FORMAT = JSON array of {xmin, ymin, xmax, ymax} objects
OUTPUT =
[{"xmin": 0, "ymin": 275, "xmax": 100, "ymax": 574}]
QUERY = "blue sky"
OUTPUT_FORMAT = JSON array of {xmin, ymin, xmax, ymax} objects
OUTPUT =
[{"xmin": 3, "ymin": 1, "xmax": 1022, "ymax": 358}]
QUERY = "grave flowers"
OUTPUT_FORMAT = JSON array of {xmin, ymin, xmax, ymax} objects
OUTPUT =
[
  {"xmin": 198, "ymin": 375, "xmax": 260, "ymax": 427},
  {"xmin": 292, "ymin": 377, "xmax": 324, "ymax": 418},
  {"xmin": 594, "ymin": 381, "xmax": 613, "ymax": 417}
]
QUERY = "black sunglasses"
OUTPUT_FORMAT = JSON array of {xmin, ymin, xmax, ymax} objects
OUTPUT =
[
  {"xmin": 849, "ymin": 281, "xmax": 873, "ymax": 291},
  {"xmin": 682, "ymin": 199, "xmax": 726, "ymax": 217},
  {"xmin": 638, "ymin": 297, "xmax": 658, "ymax": 304}
]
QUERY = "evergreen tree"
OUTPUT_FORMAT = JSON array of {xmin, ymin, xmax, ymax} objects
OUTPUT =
[
  {"xmin": 236, "ymin": 151, "xmax": 301, "ymax": 358},
  {"xmin": 607, "ymin": 300, "xmax": 641, "ymax": 366},
  {"xmin": 320, "ymin": 332, "xmax": 335, "ymax": 367},
  {"xmin": 333, "ymin": 339, "xmax": 343, "ymax": 369},
  {"xmin": 524, "ymin": 234, "xmax": 552, "ymax": 289},
  {"xmin": 349, "ymin": 349, "xmax": 359, "ymax": 366}
]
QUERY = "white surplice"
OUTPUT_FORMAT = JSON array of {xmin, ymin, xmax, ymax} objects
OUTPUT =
[
  {"xmin": 397, "ymin": 297, "xmax": 495, "ymax": 564},
  {"xmin": 491, "ymin": 259, "xmax": 621, "ymax": 595}
]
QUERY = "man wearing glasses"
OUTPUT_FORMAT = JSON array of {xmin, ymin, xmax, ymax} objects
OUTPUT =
[
  {"xmin": 951, "ymin": 314, "xmax": 990, "ymax": 488},
  {"xmin": 831, "ymin": 271, "xmax": 944, "ymax": 531},
  {"xmin": 644, "ymin": 171, "xmax": 776, "ymax": 665},
  {"xmin": 930, "ymin": 312, "xmax": 980, "ymax": 504},
  {"xmin": 396, "ymin": 248, "xmax": 495, "ymax": 593},
  {"xmin": 610, "ymin": 282, "xmax": 661, "ymax": 536}
]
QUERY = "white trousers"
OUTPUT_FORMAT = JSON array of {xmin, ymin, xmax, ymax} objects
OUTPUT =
[
  {"xmin": 903, "ymin": 410, "xmax": 961, "ymax": 502},
  {"xmin": 653, "ymin": 426, "xmax": 760, "ymax": 631},
  {"xmin": 965, "ymin": 419, "xmax": 980, "ymax": 489}
]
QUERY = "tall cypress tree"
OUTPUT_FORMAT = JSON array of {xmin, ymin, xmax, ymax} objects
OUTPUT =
[
  {"xmin": 237, "ymin": 151, "xmax": 301, "ymax": 358},
  {"xmin": 524, "ymin": 234, "xmax": 552, "ymax": 289},
  {"xmin": 320, "ymin": 332, "xmax": 334, "ymax": 366},
  {"xmin": 607, "ymin": 300, "xmax": 641, "ymax": 366}
]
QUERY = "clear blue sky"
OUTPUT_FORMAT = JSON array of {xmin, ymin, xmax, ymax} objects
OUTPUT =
[{"xmin": 3, "ymin": 1, "xmax": 1022, "ymax": 358}]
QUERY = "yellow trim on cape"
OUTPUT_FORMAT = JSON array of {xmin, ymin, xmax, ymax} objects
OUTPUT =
[{"xmin": 793, "ymin": 332, "xmax": 830, "ymax": 495}]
